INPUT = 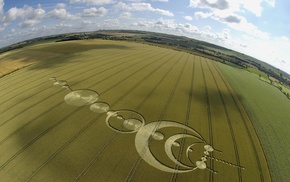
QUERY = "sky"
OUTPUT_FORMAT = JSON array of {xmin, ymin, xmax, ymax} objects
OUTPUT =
[{"xmin": 0, "ymin": 0, "xmax": 290, "ymax": 74}]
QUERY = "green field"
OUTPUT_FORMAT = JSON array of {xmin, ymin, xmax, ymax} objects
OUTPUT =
[
  {"xmin": 217, "ymin": 63, "xmax": 290, "ymax": 182},
  {"xmin": 272, "ymin": 82, "xmax": 290, "ymax": 99},
  {"xmin": 0, "ymin": 40, "xmax": 270, "ymax": 181},
  {"xmin": 247, "ymin": 67, "xmax": 268, "ymax": 79}
]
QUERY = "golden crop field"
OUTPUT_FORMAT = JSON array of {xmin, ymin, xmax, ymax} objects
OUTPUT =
[{"xmin": 0, "ymin": 40, "xmax": 270, "ymax": 181}]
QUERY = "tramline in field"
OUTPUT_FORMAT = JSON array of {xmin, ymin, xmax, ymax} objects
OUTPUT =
[
  {"xmin": 50, "ymin": 77, "xmax": 245, "ymax": 175},
  {"xmin": 0, "ymin": 40, "xmax": 271, "ymax": 181}
]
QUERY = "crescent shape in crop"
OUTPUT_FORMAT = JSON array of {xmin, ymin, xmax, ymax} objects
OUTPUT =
[{"xmin": 134, "ymin": 121, "xmax": 207, "ymax": 173}]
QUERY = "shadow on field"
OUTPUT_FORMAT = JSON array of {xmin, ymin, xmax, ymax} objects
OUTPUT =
[
  {"xmin": 32, "ymin": 42, "xmax": 131, "ymax": 54},
  {"xmin": 2, "ymin": 42, "xmax": 132, "ymax": 72},
  {"xmin": 12, "ymin": 103, "xmax": 94, "ymax": 180},
  {"xmin": 190, "ymin": 86, "xmax": 238, "ymax": 120},
  {"xmin": 29, "ymin": 43, "xmax": 132, "ymax": 70}
]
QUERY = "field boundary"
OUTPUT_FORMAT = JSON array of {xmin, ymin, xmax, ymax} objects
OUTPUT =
[{"xmin": 213, "ymin": 61, "xmax": 271, "ymax": 181}]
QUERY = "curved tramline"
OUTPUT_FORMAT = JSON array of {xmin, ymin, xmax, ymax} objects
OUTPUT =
[
  {"xmin": 125, "ymin": 54, "xmax": 188, "ymax": 182},
  {"xmin": 206, "ymin": 59, "xmax": 270, "ymax": 181},
  {"xmin": 0, "ymin": 45, "xmax": 153, "ymax": 108},
  {"xmin": 76, "ymin": 52, "xmax": 185, "ymax": 181},
  {"xmin": 0, "ymin": 45, "xmax": 174, "ymax": 171},
  {"xmin": 0, "ymin": 44, "xmax": 166, "ymax": 124},
  {"xmin": 0, "ymin": 47, "xmax": 164, "ymax": 146},
  {"xmin": 170, "ymin": 55, "xmax": 195, "ymax": 182},
  {"xmin": 0, "ymin": 40, "xmax": 270, "ymax": 181},
  {"xmin": 0, "ymin": 50, "xmax": 123, "ymax": 105},
  {"xmin": 0, "ymin": 41, "xmax": 132, "ymax": 90},
  {"xmin": 211, "ymin": 62, "xmax": 267, "ymax": 181},
  {"xmin": 204, "ymin": 59, "xmax": 242, "ymax": 182},
  {"xmin": 200, "ymin": 58, "xmax": 215, "ymax": 182},
  {"xmin": 24, "ymin": 46, "xmax": 181, "ymax": 181}
]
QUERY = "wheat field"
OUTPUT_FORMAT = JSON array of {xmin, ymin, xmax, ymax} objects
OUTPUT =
[{"xmin": 0, "ymin": 40, "xmax": 270, "ymax": 181}]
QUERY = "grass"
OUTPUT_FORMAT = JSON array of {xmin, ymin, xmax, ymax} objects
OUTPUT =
[
  {"xmin": 217, "ymin": 62, "xmax": 290, "ymax": 182},
  {"xmin": 0, "ymin": 40, "xmax": 270, "ymax": 181},
  {"xmin": 281, "ymin": 84, "xmax": 290, "ymax": 96},
  {"xmin": 246, "ymin": 66, "xmax": 290, "ymax": 100},
  {"xmin": 224, "ymin": 61, "xmax": 244, "ymax": 69},
  {"xmin": 247, "ymin": 66, "xmax": 268, "ymax": 79},
  {"xmin": 260, "ymin": 76, "xmax": 271, "ymax": 84},
  {"xmin": 272, "ymin": 82, "xmax": 290, "ymax": 99}
]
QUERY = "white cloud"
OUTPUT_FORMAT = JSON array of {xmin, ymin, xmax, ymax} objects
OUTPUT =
[
  {"xmin": 154, "ymin": 8, "xmax": 174, "ymax": 16},
  {"xmin": 190, "ymin": 0, "xmax": 229, "ymax": 10},
  {"xmin": 102, "ymin": 19, "xmax": 120, "ymax": 27},
  {"xmin": 127, "ymin": 17, "xmax": 271, "ymax": 63},
  {"xmin": 176, "ymin": 23, "xmax": 199, "ymax": 34},
  {"xmin": 2, "ymin": 6, "xmax": 28, "ymax": 23},
  {"xmin": 129, "ymin": 18, "xmax": 234, "ymax": 44},
  {"xmin": 230, "ymin": 20, "xmax": 269, "ymax": 39},
  {"xmin": 55, "ymin": 3, "xmax": 66, "ymax": 9},
  {"xmin": 0, "ymin": 0, "xmax": 4, "ymax": 15},
  {"xmin": 115, "ymin": 2, "xmax": 174, "ymax": 16},
  {"xmin": 82, "ymin": 7, "xmax": 107, "ymax": 17},
  {"xmin": 131, "ymin": 21, "xmax": 153, "ymax": 28},
  {"xmin": 155, "ymin": 18, "xmax": 176, "ymax": 29},
  {"xmin": 69, "ymin": 0, "xmax": 115, "ymax": 5},
  {"xmin": 55, "ymin": 23, "xmax": 73, "ymax": 28},
  {"xmin": 120, "ymin": 12, "xmax": 131, "ymax": 18},
  {"xmin": 184, "ymin": 16, "xmax": 193, "ymax": 21},
  {"xmin": 47, "ymin": 8, "xmax": 78, "ymax": 20},
  {"xmin": 275, "ymin": 36, "xmax": 288, "ymax": 42},
  {"xmin": 190, "ymin": 0, "xmax": 275, "ymax": 17},
  {"xmin": 152, "ymin": 0, "xmax": 169, "ymax": 2},
  {"xmin": 265, "ymin": 0, "xmax": 275, "ymax": 7},
  {"xmin": 240, "ymin": 35, "xmax": 290, "ymax": 74},
  {"xmin": 2, "ymin": 8, "xmax": 16, "ymax": 23},
  {"xmin": 204, "ymin": 25, "xmax": 211, "ymax": 30},
  {"xmin": 82, "ymin": 20, "xmax": 93, "ymax": 25},
  {"xmin": 0, "ymin": 0, "xmax": 3, "ymax": 30},
  {"xmin": 18, "ymin": 19, "xmax": 40, "ymax": 28},
  {"xmin": 130, "ymin": 18, "xmax": 200, "ymax": 36},
  {"xmin": 2, "ymin": 5, "xmax": 45, "ymax": 28},
  {"xmin": 195, "ymin": 11, "xmax": 212, "ymax": 19},
  {"xmin": 238, "ymin": 0, "xmax": 263, "ymax": 16},
  {"xmin": 195, "ymin": 10, "xmax": 269, "ymax": 39}
]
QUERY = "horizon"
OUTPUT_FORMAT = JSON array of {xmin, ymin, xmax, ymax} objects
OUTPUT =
[
  {"xmin": 4, "ymin": 28, "xmax": 290, "ymax": 77},
  {"xmin": 0, "ymin": 0, "xmax": 289, "ymax": 74}
]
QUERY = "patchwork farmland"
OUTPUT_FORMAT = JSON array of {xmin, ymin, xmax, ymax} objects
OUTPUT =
[{"xmin": 0, "ymin": 40, "xmax": 270, "ymax": 181}]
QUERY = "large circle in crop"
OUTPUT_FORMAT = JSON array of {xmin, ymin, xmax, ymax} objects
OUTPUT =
[{"xmin": 64, "ymin": 89, "xmax": 99, "ymax": 106}]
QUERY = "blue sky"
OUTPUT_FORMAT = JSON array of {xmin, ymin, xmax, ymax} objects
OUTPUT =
[{"xmin": 1, "ymin": 0, "xmax": 290, "ymax": 74}]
